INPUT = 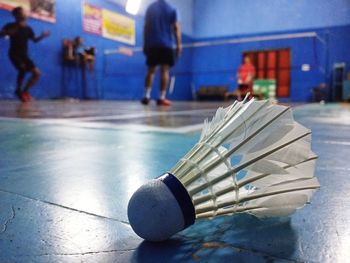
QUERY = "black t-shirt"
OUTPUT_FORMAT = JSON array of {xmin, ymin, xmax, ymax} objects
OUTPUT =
[{"xmin": 2, "ymin": 23, "xmax": 35, "ymax": 55}]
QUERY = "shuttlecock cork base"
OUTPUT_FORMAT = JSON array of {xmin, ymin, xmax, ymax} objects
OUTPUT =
[{"xmin": 127, "ymin": 173, "xmax": 195, "ymax": 242}]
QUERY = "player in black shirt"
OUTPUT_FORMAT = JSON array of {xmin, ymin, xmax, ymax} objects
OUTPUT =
[{"xmin": 0, "ymin": 6, "xmax": 50, "ymax": 102}]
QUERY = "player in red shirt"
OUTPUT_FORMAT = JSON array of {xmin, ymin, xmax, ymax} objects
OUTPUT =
[{"xmin": 236, "ymin": 56, "xmax": 256, "ymax": 100}]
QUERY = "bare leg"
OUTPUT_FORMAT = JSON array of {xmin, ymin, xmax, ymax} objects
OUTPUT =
[
  {"xmin": 160, "ymin": 65, "xmax": 170, "ymax": 99},
  {"xmin": 229, "ymin": 88, "xmax": 242, "ymax": 101},
  {"xmin": 145, "ymin": 66, "xmax": 156, "ymax": 91},
  {"xmin": 16, "ymin": 71, "xmax": 26, "ymax": 92},
  {"xmin": 236, "ymin": 88, "xmax": 242, "ymax": 101},
  {"xmin": 141, "ymin": 66, "xmax": 156, "ymax": 105},
  {"xmin": 23, "ymin": 68, "xmax": 41, "ymax": 92},
  {"xmin": 156, "ymin": 65, "xmax": 172, "ymax": 106}
]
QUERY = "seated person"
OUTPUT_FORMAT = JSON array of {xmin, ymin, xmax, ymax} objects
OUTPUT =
[
  {"xmin": 62, "ymin": 39, "xmax": 75, "ymax": 63},
  {"xmin": 73, "ymin": 37, "xmax": 95, "ymax": 70}
]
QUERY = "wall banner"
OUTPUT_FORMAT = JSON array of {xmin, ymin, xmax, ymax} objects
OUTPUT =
[
  {"xmin": 83, "ymin": 3, "xmax": 135, "ymax": 45},
  {"xmin": 83, "ymin": 3, "xmax": 103, "ymax": 35},
  {"xmin": 0, "ymin": 0, "xmax": 56, "ymax": 23},
  {"xmin": 102, "ymin": 9, "xmax": 135, "ymax": 45},
  {"xmin": 29, "ymin": 0, "xmax": 56, "ymax": 23}
]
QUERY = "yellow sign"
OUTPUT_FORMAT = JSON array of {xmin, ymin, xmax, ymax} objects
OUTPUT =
[{"xmin": 102, "ymin": 9, "xmax": 135, "ymax": 45}]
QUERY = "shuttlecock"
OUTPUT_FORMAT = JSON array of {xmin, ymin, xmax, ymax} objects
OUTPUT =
[{"xmin": 128, "ymin": 98, "xmax": 320, "ymax": 242}]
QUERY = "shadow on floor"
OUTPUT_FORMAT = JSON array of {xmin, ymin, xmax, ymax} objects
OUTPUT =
[{"xmin": 132, "ymin": 214, "xmax": 297, "ymax": 263}]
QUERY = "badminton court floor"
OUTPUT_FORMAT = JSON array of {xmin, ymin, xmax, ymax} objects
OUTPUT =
[{"xmin": 0, "ymin": 100, "xmax": 349, "ymax": 263}]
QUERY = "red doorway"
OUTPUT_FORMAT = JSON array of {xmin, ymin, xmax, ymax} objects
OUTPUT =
[{"xmin": 244, "ymin": 49, "xmax": 291, "ymax": 97}]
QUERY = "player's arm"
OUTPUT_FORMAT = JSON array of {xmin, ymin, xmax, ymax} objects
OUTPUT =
[
  {"xmin": 32, "ymin": 30, "xmax": 50, "ymax": 43},
  {"xmin": 237, "ymin": 66, "xmax": 244, "ymax": 84},
  {"xmin": 143, "ymin": 7, "xmax": 151, "ymax": 54},
  {"xmin": 143, "ymin": 22, "xmax": 149, "ymax": 54},
  {"xmin": 252, "ymin": 66, "xmax": 256, "ymax": 78},
  {"xmin": 174, "ymin": 22, "xmax": 182, "ymax": 57},
  {"xmin": 247, "ymin": 66, "xmax": 256, "ymax": 83},
  {"xmin": 0, "ymin": 29, "xmax": 6, "ymax": 38},
  {"xmin": 0, "ymin": 24, "xmax": 11, "ymax": 38}
]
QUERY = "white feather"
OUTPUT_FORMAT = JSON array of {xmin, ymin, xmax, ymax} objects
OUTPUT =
[{"xmin": 170, "ymin": 99, "xmax": 319, "ymax": 220}]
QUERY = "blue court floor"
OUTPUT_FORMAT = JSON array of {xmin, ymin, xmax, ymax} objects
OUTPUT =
[{"xmin": 0, "ymin": 101, "xmax": 349, "ymax": 263}]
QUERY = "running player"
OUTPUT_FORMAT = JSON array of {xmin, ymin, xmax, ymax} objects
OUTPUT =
[{"xmin": 0, "ymin": 6, "xmax": 50, "ymax": 102}]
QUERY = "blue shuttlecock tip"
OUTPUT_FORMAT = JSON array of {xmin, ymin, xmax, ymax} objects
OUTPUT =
[{"xmin": 127, "ymin": 173, "xmax": 195, "ymax": 242}]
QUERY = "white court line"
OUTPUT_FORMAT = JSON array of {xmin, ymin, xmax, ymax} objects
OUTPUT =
[
  {"xmin": 0, "ymin": 108, "xmax": 217, "ymax": 123},
  {"xmin": 0, "ymin": 108, "xmax": 211, "ymax": 134},
  {"xmin": 64, "ymin": 122, "xmax": 204, "ymax": 134},
  {"xmin": 67, "ymin": 108, "xmax": 216, "ymax": 122},
  {"xmin": 0, "ymin": 116, "xmax": 204, "ymax": 134},
  {"xmin": 316, "ymin": 140, "xmax": 350, "ymax": 146},
  {"xmin": 309, "ymin": 117, "xmax": 350, "ymax": 126},
  {"xmin": 318, "ymin": 167, "xmax": 350, "ymax": 172}
]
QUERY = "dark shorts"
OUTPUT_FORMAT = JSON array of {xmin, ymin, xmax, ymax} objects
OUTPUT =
[
  {"xmin": 9, "ymin": 52, "xmax": 36, "ymax": 72},
  {"xmin": 238, "ymin": 84, "xmax": 253, "ymax": 93},
  {"xmin": 145, "ymin": 48, "xmax": 175, "ymax": 67}
]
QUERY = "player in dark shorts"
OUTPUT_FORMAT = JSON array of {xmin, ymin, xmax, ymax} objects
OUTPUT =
[
  {"xmin": 142, "ymin": 0, "xmax": 182, "ymax": 106},
  {"xmin": 0, "ymin": 6, "xmax": 50, "ymax": 102}
]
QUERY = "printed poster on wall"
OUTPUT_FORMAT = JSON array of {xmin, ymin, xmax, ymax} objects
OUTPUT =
[
  {"xmin": 29, "ymin": 0, "xmax": 56, "ymax": 23},
  {"xmin": 83, "ymin": 3, "xmax": 102, "ymax": 35},
  {"xmin": 0, "ymin": 0, "xmax": 56, "ymax": 23},
  {"xmin": 83, "ymin": 3, "xmax": 135, "ymax": 45},
  {"xmin": 102, "ymin": 9, "xmax": 135, "ymax": 45}
]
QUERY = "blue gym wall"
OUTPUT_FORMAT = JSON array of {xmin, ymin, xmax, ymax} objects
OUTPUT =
[
  {"xmin": 0, "ymin": 0, "xmax": 194, "ymax": 100},
  {"xmin": 193, "ymin": 0, "xmax": 350, "ymax": 38},
  {"xmin": 191, "ymin": 0, "xmax": 350, "ymax": 101}
]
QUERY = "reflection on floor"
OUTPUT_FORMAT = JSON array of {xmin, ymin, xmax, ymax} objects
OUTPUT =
[{"xmin": 0, "ymin": 100, "xmax": 350, "ymax": 262}]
